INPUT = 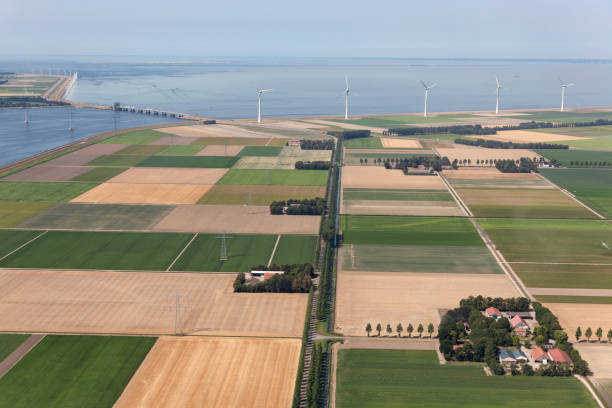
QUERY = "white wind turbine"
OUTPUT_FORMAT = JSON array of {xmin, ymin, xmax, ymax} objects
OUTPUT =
[
  {"xmin": 560, "ymin": 79, "xmax": 574, "ymax": 112},
  {"xmin": 421, "ymin": 80, "xmax": 437, "ymax": 117},
  {"xmin": 495, "ymin": 76, "xmax": 503, "ymax": 114},
  {"xmin": 256, "ymin": 88, "xmax": 272, "ymax": 124},
  {"xmin": 344, "ymin": 76, "xmax": 350, "ymax": 120}
]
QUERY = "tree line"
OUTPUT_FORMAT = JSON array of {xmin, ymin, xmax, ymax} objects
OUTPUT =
[
  {"xmin": 306, "ymin": 341, "xmax": 329, "ymax": 408},
  {"xmin": 270, "ymin": 197, "xmax": 325, "ymax": 215},
  {"xmin": 384, "ymin": 155, "xmax": 454, "ymax": 172},
  {"xmin": 327, "ymin": 129, "xmax": 371, "ymax": 139},
  {"xmin": 0, "ymin": 96, "xmax": 68, "ymax": 108},
  {"xmin": 295, "ymin": 161, "xmax": 331, "ymax": 170},
  {"xmin": 495, "ymin": 158, "xmax": 538, "ymax": 173},
  {"xmin": 568, "ymin": 161, "xmax": 612, "ymax": 167},
  {"xmin": 460, "ymin": 295, "xmax": 531, "ymax": 312},
  {"xmin": 574, "ymin": 326, "xmax": 612, "ymax": 343},
  {"xmin": 233, "ymin": 263, "xmax": 314, "ymax": 293},
  {"xmin": 364, "ymin": 322, "xmax": 434, "ymax": 338},
  {"xmin": 299, "ymin": 139, "xmax": 335, "ymax": 150},
  {"xmin": 455, "ymin": 138, "xmax": 569, "ymax": 150}
]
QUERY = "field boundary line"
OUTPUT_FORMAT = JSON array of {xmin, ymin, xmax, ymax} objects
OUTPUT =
[
  {"xmin": 166, "ymin": 233, "xmax": 198, "ymax": 271},
  {"xmin": 268, "ymin": 235, "xmax": 281, "ymax": 267},
  {"xmin": 577, "ymin": 375, "xmax": 606, "ymax": 408},
  {"xmin": 536, "ymin": 173, "xmax": 606, "ymax": 219},
  {"xmin": 509, "ymin": 261, "xmax": 612, "ymax": 266},
  {"xmin": 0, "ymin": 230, "xmax": 48, "ymax": 263},
  {"xmin": 438, "ymin": 173, "xmax": 472, "ymax": 217},
  {"xmin": 0, "ymin": 334, "xmax": 45, "ymax": 379}
]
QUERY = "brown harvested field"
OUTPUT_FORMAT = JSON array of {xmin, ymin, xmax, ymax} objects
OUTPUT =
[
  {"xmin": 341, "ymin": 200, "xmax": 464, "ymax": 216},
  {"xmin": 473, "ymin": 130, "xmax": 585, "ymax": 143},
  {"xmin": 115, "ymin": 336, "xmax": 300, "ymax": 408},
  {"xmin": 3, "ymin": 165, "xmax": 93, "ymax": 182},
  {"xmin": 574, "ymin": 344, "xmax": 612, "ymax": 378},
  {"xmin": 543, "ymin": 303, "xmax": 612, "ymax": 341},
  {"xmin": 153, "ymin": 204, "xmax": 320, "ymax": 234},
  {"xmin": 148, "ymin": 135, "xmax": 196, "ymax": 145},
  {"xmin": 306, "ymin": 119, "xmax": 387, "ymax": 133},
  {"xmin": 455, "ymin": 188, "xmax": 581, "ymax": 207},
  {"xmin": 442, "ymin": 168, "xmax": 530, "ymax": 179},
  {"xmin": 107, "ymin": 168, "xmax": 228, "ymax": 185},
  {"xmin": 44, "ymin": 144, "xmax": 130, "ymax": 166},
  {"xmin": 71, "ymin": 183, "xmax": 211, "ymax": 205},
  {"xmin": 380, "ymin": 138, "xmax": 422, "ymax": 148},
  {"xmin": 0, "ymin": 270, "xmax": 307, "ymax": 337},
  {"xmin": 196, "ymin": 145, "xmax": 245, "ymax": 156},
  {"xmin": 198, "ymin": 184, "xmax": 326, "ymax": 205},
  {"xmin": 342, "ymin": 166, "xmax": 447, "ymax": 190},
  {"xmin": 335, "ymin": 271, "xmax": 519, "ymax": 336},
  {"xmin": 435, "ymin": 148, "xmax": 540, "ymax": 163}
]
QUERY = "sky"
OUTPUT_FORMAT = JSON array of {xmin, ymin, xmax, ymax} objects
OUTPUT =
[{"xmin": 2, "ymin": 0, "xmax": 611, "ymax": 59}]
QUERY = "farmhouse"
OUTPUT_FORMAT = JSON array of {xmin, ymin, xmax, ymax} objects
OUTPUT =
[
  {"xmin": 531, "ymin": 347, "xmax": 549, "ymax": 364},
  {"xmin": 509, "ymin": 315, "xmax": 530, "ymax": 336},
  {"xmin": 548, "ymin": 349, "xmax": 574, "ymax": 366},
  {"xmin": 251, "ymin": 270, "xmax": 285, "ymax": 280},
  {"xmin": 485, "ymin": 307, "xmax": 501, "ymax": 319},
  {"xmin": 499, "ymin": 349, "xmax": 528, "ymax": 365}
]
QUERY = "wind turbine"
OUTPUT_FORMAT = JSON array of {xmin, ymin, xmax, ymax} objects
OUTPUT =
[
  {"xmin": 421, "ymin": 80, "xmax": 436, "ymax": 117},
  {"xmin": 256, "ymin": 88, "xmax": 272, "ymax": 124},
  {"xmin": 68, "ymin": 107, "xmax": 74, "ymax": 131},
  {"xmin": 24, "ymin": 87, "xmax": 29, "ymax": 124},
  {"xmin": 560, "ymin": 79, "xmax": 574, "ymax": 112},
  {"xmin": 344, "ymin": 76, "xmax": 350, "ymax": 120},
  {"xmin": 495, "ymin": 76, "xmax": 503, "ymax": 114}
]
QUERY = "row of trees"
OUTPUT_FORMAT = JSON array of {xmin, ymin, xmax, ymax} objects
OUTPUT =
[
  {"xmin": 455, "ymin": 138, "xmax": 568, "ymax": 150},
  {"xmin": 364, "ymin": 322, "xmax": 435, "ymax": 338},
  {"xmin": 306, "ymin": 342, "xmax": 328, "ymax": 408},
  {"xmin": 233, "ymin": 263, "xmax": 314, "ymax": 293},
  {"xmin": 495, "ymin": 158, "xmax": 538, "ymax": 173},
  {"xmin": 299, "ymin": 139, "xmax": 334, "ymax": 150},
  {"xmin": 270, "ymin": 198, "xmax": 325, "ymax": 215},
  {"xmin": 295, "ymin": 160, "xmax": 331, "ymax": 170},
  {"xmin": 568, "ymin": 161, "xmax": 612, "ymax": 167},
  {"xmin": 385, "ymin": 155, "xmax": 454, "ymax": 172},
  {"xmin": 326, "ymin": 129, "xmax": 371, "ymax": 139},
  {"xmin": 460, "ymin": 296, "xmax": 531, "ymax": 312},
  {"xmin": 575, "ymin": 326, "xmax": 612, "ymax": 343}
]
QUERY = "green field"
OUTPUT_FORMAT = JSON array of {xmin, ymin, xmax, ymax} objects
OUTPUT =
[
  {"xmin": 539, "ymin": 168, "xmax": 612, "ymax": 217},
  {"xmin": 0, "ymin": 335, "xmax": 155, "ymax": 408},
  {"xmin": 271, "ymin": 235, "xmax": 318, "ymax": 265},
  {"xmin": 331, "ymin": 114, "xmax": 473, "ymax": 128},
  {"xmin": 0, "ymin": 201, "xmax": 55, "ymax": 227},
  {"xmin": 170, "ymin": 233, "xmax": 277, "ymax": 272},
  {"xmin": 70, "ymin": 167, "xmax": 127, "ymax": 182},
  {"xmin": 217, "ymin": 169, "xmax": 328, "ymax": 186},
  {"xmin": 513, "ymin": 263, "xmax": 612, "ymax": 289},
  {"xmin": 86, "ymin": 155, "xmax": 148, "ymax": 167},
  {"xmin": 197, "ymin": 185, "xmax": 326, "ymax": 205},
  {"xmin": 341, "ymin": 244, "xmax": 502, "ymax": 274},
  {"xmin": 535, "ymin": 295, "xmax": 612, "ymax": 304},
  {"xmin": 336, "ymin": 349, "xmax": 596, "ymax": 408},
  {"xmin": 238, "ymin": 146, "xmax": 283, "ymax": 156},
  {"xmin": 530, "ymin": 126, "xmax": 612, "ymax": 150},
  {"xmin": 100, "ymin": 129, "xmax": 163, "ymax": 144},
  {"xmin": 115, "ymin": 144, "xmax": 165, "ymax": 155},
  {"xmin": 0, "ymin": 182, "xmax": 97, "ymax": 202},
  {"xmin": 343, "ymin": 138, "xmax": 382, "ymax": 149},
  {"xmin": 0, "ymin": 230, "xmax": 43, "ymax": 258},
  {"xmin": 447, "ymin": 177, "xmax": 552, "ymax": 189},
  {"xmin": 155, "ymin": 145, "xmax": 203, "ymax": 156},
  {"xmin": 343, "ymin": 188, "xmax": 454, "ymax": 202},
  {"xmin": 534, "ymin": 149, "xmax": 612, "ymax": 167},
  {"xmin": 341, "ymin": 215, "xmax": 484, "ymax": 246},
  {"xmin": 19, "ymin": 203, "xmax": 174, "ymax": 231},
  {"xmin": 0, "ymin": 230, "xmax": 192, "ymax": 270},
  {"xmin": 135, "ymin": 155, "xmax": 238, "ymax": 168},
  {"xmin": 0, "ymin": 334, "xmax": 30, "ymax": 362},
  {"xmin": 508, "ymin": 111, "xmax": 612, "ymax": 123}
]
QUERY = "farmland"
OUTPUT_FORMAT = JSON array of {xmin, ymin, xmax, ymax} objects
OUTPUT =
[
  {"xmin": 0, "ymin": 229, "xmax": 45, "ymax": 257},
  {"xmin": 535, "ymin": 295, "xmax": 612, "ymax": 304},
  {"xmin": 218, "ymin": 169, "xmax": 328, "ymax": 186},
  {"xmin": 271, "ymin": 235, "xmax": 318, "ymax": 265},
  {"xmin": 101, "ymin": 129, "xmax": 163, "ymax": 144},
  {"xmin": 238, "ymin": 146, "xmax": 283, "ymax": 156},
  {"xmin": 135, "ymin": 155, "xmax": 238, "ymax": 168},
  {"xmin": 331, "ymin": 113, "xmax": 473, "ymax": 128},
  {"xmin": 0, "ymin": 334, "xmax": 30, "ymax": 362},
  {"xmin": 0, "ymin": 181, "xmax": 97, "ymax": 202},
  {"xmin": 0, "ymin": 335, "xmax": 155, "ymax": 408},
  {"xmin": 343, "ymin": 137, "xmax": 382, "ymax": 149},
  {"xmin": 342, "ymin": 166, "xmax": 446, "ymax": 190},
  {"xmin": 70, "ymin": 167, "xmax": 128, "ymax": 182},
  {"xmin": 155, "ymin": 145, "xmax": 203, "ymax": 156},
  {"xmin": 70, "ymin": 182, "xmax": 212, "ymax": 205},
  {"xmin": 342, "ymin": 188, "xmax": 464, "ymax": 216},
  {"xmin": 335, "ymin": 350, "xmax": 596, "ymax": 408},
  {"xmin": 197, "ymin": 184, "xmax": 326, "ymax": 205},
  {"xmin": 534, "ymin": 149, "xmax": 612, "ymax": 167},
  {"xmin": 0, "ymin": 201, "xmax": 55, "ymax": 227},
  {"xmin": 513, "ymin": 263, "xmax": 612, "ymax": 289},
  {"xmin": 87, "ymin": 154, "xmax": 148, "ymax": 167}
]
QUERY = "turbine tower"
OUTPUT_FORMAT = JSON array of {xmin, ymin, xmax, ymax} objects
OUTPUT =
[
  {"xmin": 344, "ymin": 76, "xmax": 350, "ymax": 120},
  {"xmin": 495, "ymin": 76, "xmax": 503, "ymax": 114},
  {"xmin": 421, "ymin": 81, "xmax": 436, "ymax": 117},
  {"xmin": 560, "ymin": 80, "xmax": 574, "ymax": 112},
  {"xmin": 24, "ymin": 87, "xmax": 29, "ymax": 124},
  {"xmin": 256, "ymin": 88, "xmax": 272, "ymax": 124}
]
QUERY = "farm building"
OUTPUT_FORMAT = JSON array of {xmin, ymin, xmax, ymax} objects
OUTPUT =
[
  {"xmin": 251, "ymin": 270, "xmax": 285, "ymax": 280},
  {"xmin": 499, "ymin": 349, "xmax": 528, "ymax": 365},
  {"xmin": 485, "ymin": 307, "xmax": 501, "ymax": 319},
  {"xmin": 509, "ymin": 315, "xmax": 529, "ymax": 335},
  {"xmin": 548, "ymin": 349, "xmax": 573, "ymax": 365},
  {"xmin": 531, "ymin": 347, "xmax": 549, "ymax": 364}
]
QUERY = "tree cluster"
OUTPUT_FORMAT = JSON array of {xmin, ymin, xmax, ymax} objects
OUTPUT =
[
  {"xmin": 495, "ymin": 158, "xmax": 538, "ymax": 173},
  {"xmin": 233, "ymin": 263, "xmax": 314, "ymax": 293},
  {"xmin": 568, "ymin": 161, "xmax": 611, "ymax": 167},
  {"xmin": 327, "ymin": 129, "xmax": 371, "ymax": 139},
  {"xmin": 295, "ymin": 161, "xmax": 331, "ymax": 170},
  {"xmin": 386, "ymin": 155, "xmax": 452, "ymax": 172},
  {"xmin": 0, "ymin": 97, "xmax": 68, "ymax": 108},
  {"xmin": 202, "ymin": 119, "xmax": 216, "ymax": 124},
  {"xmin": 460, "ymin": 296, "xmax": 531, "ymax": 312},
  {"xmin": 387, "ymin": 124, "xmax": 497, "ymax": 136},
  {"xmin": 455, "ymin": 138, "xmax": 568, "ymax": 150},
  {"xmin": 270, "ymin": 197, "xmax": 325, "ymax": 215},
  {"xmin": 299, "ymin": 139, "xmax": 334, "ymax": 150}
]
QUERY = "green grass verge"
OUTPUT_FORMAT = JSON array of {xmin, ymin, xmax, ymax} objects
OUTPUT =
[
  {"xmin": 86, "ymin": 155, "xmax": 148, "ymax": 167},
  {"xmin": 217, "ymin": 169, "xmax": 328, "ymax": 186},
  {"xmin": 0, "ymin": 201, "xmax": 56, "ymax": 227},
  {"xmin": 534, "ymin": 149, "xmax": 612, "ymax": 167},
  {"xmin": 135, "ymin": 155, "xmax": 238, "ymax": 168},
  {"xmin": 535, "ymin": 295, "xmax": 612, "ymax": 304},
  {"xmin": 343, "ymin": 138, "xmax": 382, "ymax": 149},
  {"xmin": 0, "ymin": 334, "xmax": 30, "ymax": 362},
  {"xmin": 341, "ymin": 215, "xmax": 484, "ymax": 246},
  {"xmin": 170, "ymin": 233, "xmax": 277, "ymax": 272},
  {"xmin": 115, "ymin": 144, "xmax": 166, "ymax": 155},
  {"xmin": 100, "ymin": 129, "xmax": 163, "ymax": 144},
  {"xmin": 0, "ymin": 335, "xmax": 156, "ymax": 408},
  {"xmin": 238, "ymin": 146, "xmax": 283, "ymax": 156},
  {"xmin": 343, "ymin": 188, "xmax": 454, "ymax": 202},
  {"xmin": 155, "ymin": 145, "xmax": 203, "ymax": 156},
  {"xmin": 0, "ymin": 182, "xmax": 97, "ymax": 202},
  {"xmin": 0, "ymin": 230, "xmax": 192, "ymax": 270},
  {"xmin": 513, "ymin": 263, "xmax": 612, "ymax": 289},
  {"xmin": 70, "ymin": 167, "xmax": 127, "ymax": 182},
  {"xmin": 331, "ymin": 114, "xmax": 473, "ymax": 128},
  {"xmin": 271, "ymin": 235, "xmax": 318, "ymax": 265},
  {"xmin": 336, "ymin": 349, "xmax": 597, "ymax": 408}
]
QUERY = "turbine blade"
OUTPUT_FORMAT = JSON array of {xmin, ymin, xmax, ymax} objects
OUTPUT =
[
  {"xmin": 567, "ymin": 83, "xmax": 575, "ymax": 87},
  {"xmin": 496, "ymin": 76, "xmax": 500, "ymax": 87},
  {"xmin": 429, "ymin": 83, "xmax": 437, "ymax": 88},
  {"xmin": 420, "ymin": 80, "xmax": 427, "ymax": 89}
]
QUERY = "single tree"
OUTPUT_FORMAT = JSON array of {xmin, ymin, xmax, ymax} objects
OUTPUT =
[
  {"xmin": 417, "ymin": 323, "xmax": 424, "ymax": 338},
  {"xmin": 364, "ymin": 158, "xmax": 368, "ymax": 165},
  {"xmin": 575, "ymin": 326, "xmax": 582, "ymax": 342},
  {"xmin": 427, "ymin": 323, "xmax": 434, "ymax": 338},
  {"xmin": 397, "ymin": 323, "xmax": 403, "ymax": 338},
  {"xmin": 586, "ymin": 327, "xmax": 593, "ymax": 342},
  {"xmin": 386, "ymin": 323, "xmax": 393, "ymax": 336},
  {"xmin": 365, "ymin": 323, "xmax": 372, "ymax": 337},
  {"xmin": 596, "ymin": 328, "xmax": 603, "ymax": 342},
  {"xmin": 376, "ymin": 323, "xmax": 381, "ymax": 336},
  {"xmin": 359, "ymin": 158, "xmax": 363, "ymax": 165},
  {"xmin": 407, "ymin": 323, "xmax": 414, "ymax": 338},
  {"xmin": 554, "ymin": 330, "xmax": 568, "ymax": 345},
  {"xmin": 608, "ymin": 329, "xmax": 612, "ymax": 343}
]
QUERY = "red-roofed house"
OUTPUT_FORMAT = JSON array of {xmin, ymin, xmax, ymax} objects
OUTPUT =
[
  {"xmin": 453, "ymin": 344, "xmax": 464, "ymax": 351},
  {"xmin": 531, "ymin": 347, "xmax": 549, "ymax": 363},
  {"xmin": 510, "ymin": 315, "xmax": 529, "ymax": 335},
  {"xmin": 485, "ymin": 307, "xmax": 501, "ymax": 319},
  {"xmin": 548, "ymin": 349, "xmax": 573, "ymax": 365}
]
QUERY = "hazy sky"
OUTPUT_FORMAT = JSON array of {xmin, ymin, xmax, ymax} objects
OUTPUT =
[{"xmin": 2, "ymin": 0, "xmax": 611, "ymax": 58}]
